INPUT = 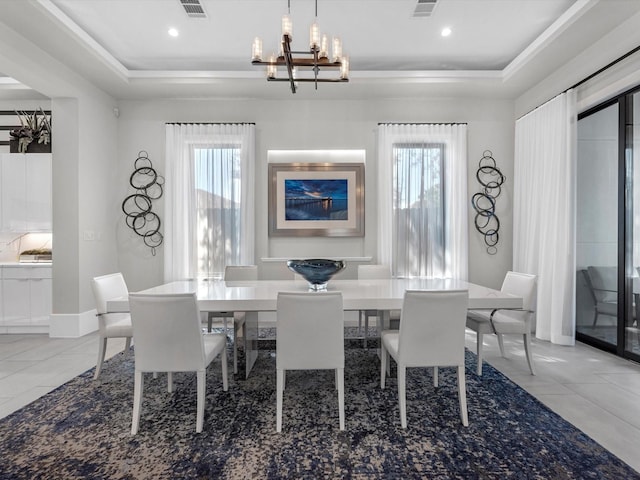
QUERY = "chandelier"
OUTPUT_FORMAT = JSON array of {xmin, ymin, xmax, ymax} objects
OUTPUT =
[{"xmin": 250, "ymin": 0, "xmax": 349, "ymax": 94}]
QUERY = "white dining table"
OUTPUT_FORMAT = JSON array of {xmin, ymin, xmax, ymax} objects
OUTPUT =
[{"xmin": 108, "ymin": 278, "xmax": 523, "ymax": 378}]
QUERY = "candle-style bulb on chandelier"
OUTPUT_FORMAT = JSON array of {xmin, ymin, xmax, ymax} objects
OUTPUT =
[{"xmin": 251, "ymin": 0, "xmax": 349, "ymax": 94}]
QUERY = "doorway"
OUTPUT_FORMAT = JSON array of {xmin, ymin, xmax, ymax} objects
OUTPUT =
[{"xmin": 576, "ymin": 87, "xmax": 640, "ymax": 361}]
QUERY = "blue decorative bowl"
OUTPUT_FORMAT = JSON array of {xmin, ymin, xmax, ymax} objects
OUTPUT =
[{"xmin": 287, "ymin": 259, "xmax": 346, "ymax": 291}]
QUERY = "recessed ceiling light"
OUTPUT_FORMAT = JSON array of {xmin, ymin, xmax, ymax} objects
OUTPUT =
[
  {"xmin": 168, "ymin": 28, "xmax": 179, "ymax": 37},
  {"xmin": 441, "ymin": 27, "xmax": 452, "ymax": 37}
]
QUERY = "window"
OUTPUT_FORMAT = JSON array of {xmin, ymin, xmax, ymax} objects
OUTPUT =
[
  {"xmin": 164, "ymin": 123, "xmax": 255, "ymax": 282},
  {"xmin": 392, "ymin": 143, "xmax": 445, "ymax": 277},
  {"xmin": 194, "ymin": 145, "xmax": 242, "ymax": 278},
  {"xmin": 377, "ymin": 123, "xmax": 467, "ymax": 280}
]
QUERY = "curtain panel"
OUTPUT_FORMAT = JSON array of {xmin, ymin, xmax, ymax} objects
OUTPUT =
[
  {"xmin": 514, "ymin": 90, "xmax": 577, "ymax": 346},
  {"xmin": 164, "ymin": 123, "xmax": 255, "ymax": 282},
  {"xmin": 377, "ymin": 123, "xmax": 468, "ymax": 280}
]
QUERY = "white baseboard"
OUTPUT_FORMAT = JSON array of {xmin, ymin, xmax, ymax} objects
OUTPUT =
[
  {"xmin": 49, "ymin": 310, "xmax": 98, "ymax": 338},
  {"xmin": 0, "ymin": 325, "xmax": 49, "ymax": 334}
]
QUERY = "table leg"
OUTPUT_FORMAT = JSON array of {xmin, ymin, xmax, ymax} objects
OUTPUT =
[
  {"xmin": 244, "ymin": 311, "xmax": 259, "ymax": 379},
  {"xmin": 377, "ymin": 310, "xmax": 392, "ymax": 376}
]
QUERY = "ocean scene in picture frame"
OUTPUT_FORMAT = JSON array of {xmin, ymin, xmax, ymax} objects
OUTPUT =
[{"xmin": 284, "ymin": 178, "xmax": 348, "ymax": 221}]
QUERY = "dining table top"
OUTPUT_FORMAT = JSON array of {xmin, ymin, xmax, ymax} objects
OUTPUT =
[{"xmin": 107, "ymin": 277, "xmax": 523, "ymax": 313}]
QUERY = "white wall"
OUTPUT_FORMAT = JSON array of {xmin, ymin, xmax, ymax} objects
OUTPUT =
[
  {"xmin": 514, "ymin": 11, "xmax": 640, "ymax": 119},
  {"xmin": 77, "ymin": 95, "xmax": 121, "ymax": 313},
  {"xmin": 49, "ymin": 90, "xmax": 121, "ymax": 336},
  {"xmin": 0, "ymin": 15, "xmax": 124, "ymax": 336},
  {"xmin": 116, "ymin": 96, "xmax": 515, "ymax": 291},
  {"xmin": 0, "ymin": 93, "xmax": 119, "ymax": 327},
  {"xmin": 3, "ymin": 3, "xmax": 639, "ymax": 336}
]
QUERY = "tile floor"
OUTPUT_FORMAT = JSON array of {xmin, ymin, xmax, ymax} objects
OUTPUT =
[{"xmin": 1, "ymin": 329, "xmax": 640, "ymax": 473}]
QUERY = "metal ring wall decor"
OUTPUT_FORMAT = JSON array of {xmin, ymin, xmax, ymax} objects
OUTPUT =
[
  {"xmin": 122, "ymin": 150, "xmax": 164, "ymax": 255},
  {"xmin": 471, "ymin": 150, "xmax": 504, "ymax": 255}
]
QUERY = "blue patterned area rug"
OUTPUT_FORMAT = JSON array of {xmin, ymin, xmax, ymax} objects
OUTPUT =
[{"xmin": 0, "ymin": 338, "xmax": 638, "ymax": 480}]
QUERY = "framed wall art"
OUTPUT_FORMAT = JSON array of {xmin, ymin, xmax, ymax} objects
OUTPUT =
[{"xmin": 268, "ymin": 162, "xmax": 364, "ymax": 237}]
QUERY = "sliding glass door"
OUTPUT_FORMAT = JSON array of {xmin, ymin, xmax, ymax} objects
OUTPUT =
[
  {"xmin": 628, "ymin": 92, "xmax": 640, "ymax": 356},
  {"xmin": 576, "ymin": 103, "xmax": 619, "ymax": 348},
  {"xmin": 576, "ymin": 87, "xmax": 639, "ymax": 361}
]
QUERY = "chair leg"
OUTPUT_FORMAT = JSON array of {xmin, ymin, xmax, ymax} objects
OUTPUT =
[
  {"xmin": 378, "ymin": 312, "xmax": 387, "ymax": 340},
  {"xmin": 523, "ymin": 333, "xmax": 536, "ymax": 375},
  {"xmin": 337, "ymin": 368, "xmax": 345, "ymax": 430},
  {"xmin": 233, "ymin": 319, "xmax": 242, "ymax": 375},
  {"xmin": 433, "ymin": 366, "xmax": 439, "ymax": 387},
  {"xmin": 94, "ymin": 337, "xmax": 107, "ymax": 380},
  {"xmin": 364, "ymin": 314, "xmax": 369, "ymax": 349},
  {"xmin": 131, "ymin": 371, "xmax": 144, "ymax": 435},
  {"xmin": 497, "ymin": 333, "xmax": 506, "ymax": 358},
  {"xmin": 457, "ymin": 365, "xmax": 469, "ymax": 427},
  {"xmin": 398, "ymin": 364, "xmax": 407, "ymax": 429},
  {"xmin": 167, "ymin": 372, "xmax": 173, "ymax": 393},
  {"xmin": 476, "ymin": 332, "xmax": 484, "ymax": 376},
  {"xmin": 207, "ymin": 312, "xmax": 213, "ymax": 333},
  {"xmin": 233, "ymin": 340, "xmax": 238, "ymax": 375},
  {"xmin": 276, "ymin": 368, "xmax": 285, "ymax": 432},
  {"xmin": 196, "ymin": 370, "xmax": 206, "ymax": 433},
  {"xmin": 124, "ymin": 336, "xmax": 132, "ymax": 354},
  {"xmin": 223, "ymin": 317, "xmax": 232, "ymax": 369},
  {"xmin": 380, "ymin": 343, "xmax": 388, "ymax": 389},
  {"xmin": 221, "ymin": 347, "xmax": 229, "ymax": 391},
  {"xmin": 358, "ymin": 310, "xmax": 363, "ymax": 337}
]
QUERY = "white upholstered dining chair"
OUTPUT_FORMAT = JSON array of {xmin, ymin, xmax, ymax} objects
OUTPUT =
[
  {"xmin": 276, "ymin": 291, "xmax": 345, "ymax": 432},
  {"xmin": 207, "ymin": 265, "xmax": 258, "ymax": 374},
  {"xmin": 357, "ymin": 264, "xmax": 400, "ymax": 348},
  {"xmin": 381, "ymin": 289, "xmax": 469, "ymax": 428},
  {"xmin": 128, "ymin": 292, "xmax": 228, "ymax": 434},
  {"xmin": 90, "ymin": 272, "xmax": 133, "ymax": 379},
  {"xmin": 466, "ymin": 271, "xmax": 537, "ymax": 376}
]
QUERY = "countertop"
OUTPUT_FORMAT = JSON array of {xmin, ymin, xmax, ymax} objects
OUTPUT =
[{"xmin": 0, "ymin": 262, "xmax": 52, "ymax": 266}]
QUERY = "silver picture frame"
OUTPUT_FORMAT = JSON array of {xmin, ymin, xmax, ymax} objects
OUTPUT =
[{"xmin": 268, "ymin": 162, "xmax": 364, "ymax": 237}]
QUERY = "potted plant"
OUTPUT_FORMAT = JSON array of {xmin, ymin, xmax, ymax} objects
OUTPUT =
[{"xmin": 9, "ymin": 108, "xmax": 52, "ymax": 153}]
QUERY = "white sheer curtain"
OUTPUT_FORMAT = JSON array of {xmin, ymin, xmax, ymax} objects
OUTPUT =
[
  {"xmin": 377, "ymin": 123, "xmax": 468, "ymax": 279},
  {"xmin": 164, "ymin": 123, "xmax": 255, "ymax": 282},
  {"xmin": 514, "ymin": 90, "xmax": 576, "ymax": 345}
]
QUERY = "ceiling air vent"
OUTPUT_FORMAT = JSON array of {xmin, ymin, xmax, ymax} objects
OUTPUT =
[
  {"xmin": 413, "ymin": 0, "xmax": 438, "ymax": 17},
  {"xmin": 180, "ymin": 0, "xmax": 207, "ymax": 18}
]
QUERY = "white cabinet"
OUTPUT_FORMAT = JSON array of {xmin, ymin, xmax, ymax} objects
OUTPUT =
[
  {"xmin": 2, "ymin": 270, "xmax": 30, "ymax": 325},
  {"xmin": 30, "ymin": 273, "xmax": 53, "ymax": 324},
  {"xmin": 27, "ymin": 154, "xmax": 52, "ymax": 231},
  {"xmin": 0, "ymin": 153, "xmax": 52, "ymax": 232},
  {"xmin": 1, "ymin": 154, "xmax": 26, "ymax": 231},
  {"xmin": 0, "ymin": 265, "xmax": 52, "ymax": 333}
]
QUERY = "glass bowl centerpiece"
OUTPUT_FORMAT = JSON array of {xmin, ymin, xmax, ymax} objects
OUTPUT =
[{"xmin": 287, "ymin": 259, "xmax": 346, "ymax": 291}]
